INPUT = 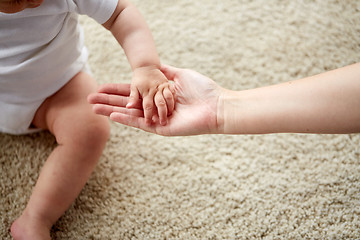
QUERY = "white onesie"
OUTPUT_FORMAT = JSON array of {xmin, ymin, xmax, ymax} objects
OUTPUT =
[{"xmin": 0, "ymin": 0, "xmax": 118, "ymax": 134}]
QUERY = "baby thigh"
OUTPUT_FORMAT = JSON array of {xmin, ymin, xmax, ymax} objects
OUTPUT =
[{"xmin": 33, "ymin": 71, "xmax": 110, "ymax": 152}]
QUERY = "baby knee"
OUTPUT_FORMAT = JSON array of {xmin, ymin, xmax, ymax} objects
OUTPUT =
[
  {"xmin": 67, "ymin": 117, "xmax": 110, "ymax": 151},
  {"xmin": 84, "ymin": 117, "xmax": 110, "ymax": 148}
]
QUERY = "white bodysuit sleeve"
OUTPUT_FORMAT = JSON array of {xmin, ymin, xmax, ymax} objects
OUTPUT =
[{"xmin": 71, "ymin": 0, "xmax": 118, "ymax": 24}]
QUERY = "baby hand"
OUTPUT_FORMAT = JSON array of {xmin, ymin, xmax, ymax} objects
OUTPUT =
[{"xmin": 127, "ymin": 65, "xmax": 174, "ymax": 125}]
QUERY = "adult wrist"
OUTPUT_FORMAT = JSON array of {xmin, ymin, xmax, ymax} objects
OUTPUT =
[
  {"xmin": 215, "ymin": 90, "xmax": 225, "ymax": 134},
  {"xmin": 216, "ymin": 88, "xmax": 237, "ymax": 134},
  {"xmin": 221, "ymin": 90, "xmax": 246, "ymax": 134}
]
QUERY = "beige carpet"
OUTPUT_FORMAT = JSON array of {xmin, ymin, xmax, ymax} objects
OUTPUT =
[{"xmin": 1, "ymin": 0, "xmax": 360, "ymax": 239}]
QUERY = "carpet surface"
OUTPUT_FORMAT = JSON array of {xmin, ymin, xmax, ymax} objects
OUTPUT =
[{"xmin": 1, "ymin": 0, "xmax": 360, "ymax": 239}]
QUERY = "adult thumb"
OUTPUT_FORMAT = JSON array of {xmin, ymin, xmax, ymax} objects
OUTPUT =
[{"xmin": 160, "ymin": 64, "xmax": 181, "ymax": 81}]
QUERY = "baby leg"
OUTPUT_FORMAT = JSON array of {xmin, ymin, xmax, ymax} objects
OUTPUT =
[{"xmin": 11, "ymin": 72, "xmax": 110, "ymax": 240}]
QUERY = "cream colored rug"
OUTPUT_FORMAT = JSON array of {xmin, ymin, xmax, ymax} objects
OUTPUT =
[{"xmin": 1, "ymin": 0, "xmax": 360, "ymax": 239}]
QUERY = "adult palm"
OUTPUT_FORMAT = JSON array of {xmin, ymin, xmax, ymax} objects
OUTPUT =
[{"xmin": 88, "ymin": 65, "xmax": 223, "ymax": 136}]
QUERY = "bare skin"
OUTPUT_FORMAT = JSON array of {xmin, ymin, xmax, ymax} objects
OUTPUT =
[
  {"xmin": 89, "ymin": 63, "xmax": 360, "ymax": 135},
  {"xmin": 11, "ymin": 72, "xmax": 110, "ymax": 240},
  {"xmin": 0, "ymin": 0, "xmax": 44, "ymax": 13},
  {"xmin": 1, "ymin": 0, "xmax": 174, "ymax": 238},
  {"xmin": 0, "ymin": 0, "xmax": 174, "ymax": 124},
  {"xmin": 103, "ymin": 0, "xmax": 174, "ymax": 125}
]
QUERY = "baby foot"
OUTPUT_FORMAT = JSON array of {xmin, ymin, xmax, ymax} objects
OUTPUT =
[{"xmin": 11, "ymin": 214, "xmax": 51, "ymax": 240}]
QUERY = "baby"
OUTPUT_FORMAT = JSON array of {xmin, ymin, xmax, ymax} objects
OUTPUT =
[{"xmin": 0, "ymin": 0, "xmax": 174, "ymax": 239}]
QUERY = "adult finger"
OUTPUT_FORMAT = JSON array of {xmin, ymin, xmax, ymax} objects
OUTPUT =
[
  {"xmin": 88, "ymin": 93, "xmax": 128, "ymax": 107},
  {"xmin": 93, "ymin": 104, "xmax": 143, "ymax": 117},
  {"xmin": 160, "ymin": 64, "xmax": 181, "ymax": 81},
  {"xmin": 110, "ymin": 112, "xmax": 157, "ymax": 134},
  {"xmin": 97, "ymin": 83, "xmax": 131, "ymax": 95}
]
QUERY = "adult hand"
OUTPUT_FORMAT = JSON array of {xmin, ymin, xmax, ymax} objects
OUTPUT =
[{"xmin": 88, "ymin": 65, "xmax": 225, "ymax": 136}]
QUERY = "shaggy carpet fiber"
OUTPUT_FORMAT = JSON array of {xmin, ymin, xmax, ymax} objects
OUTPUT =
[{"xmin": 1, "ymin": 0, "xmax": 360, "ymax": 239}]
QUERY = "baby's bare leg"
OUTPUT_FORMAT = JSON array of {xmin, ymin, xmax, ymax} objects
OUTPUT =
[{"xmin": 11, "ymin": 72, "xmax": 110, "ymax": 240}]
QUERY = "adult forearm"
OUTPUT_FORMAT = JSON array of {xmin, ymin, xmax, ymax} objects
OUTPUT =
[{"xmin": 221, "ymin": 63, "xmax": 360, "ymax": 134}]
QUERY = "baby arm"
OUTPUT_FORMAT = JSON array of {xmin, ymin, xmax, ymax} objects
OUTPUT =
[{"xmin": 102, "ymin": 0, "xmax": 174, "ymax": 125}]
